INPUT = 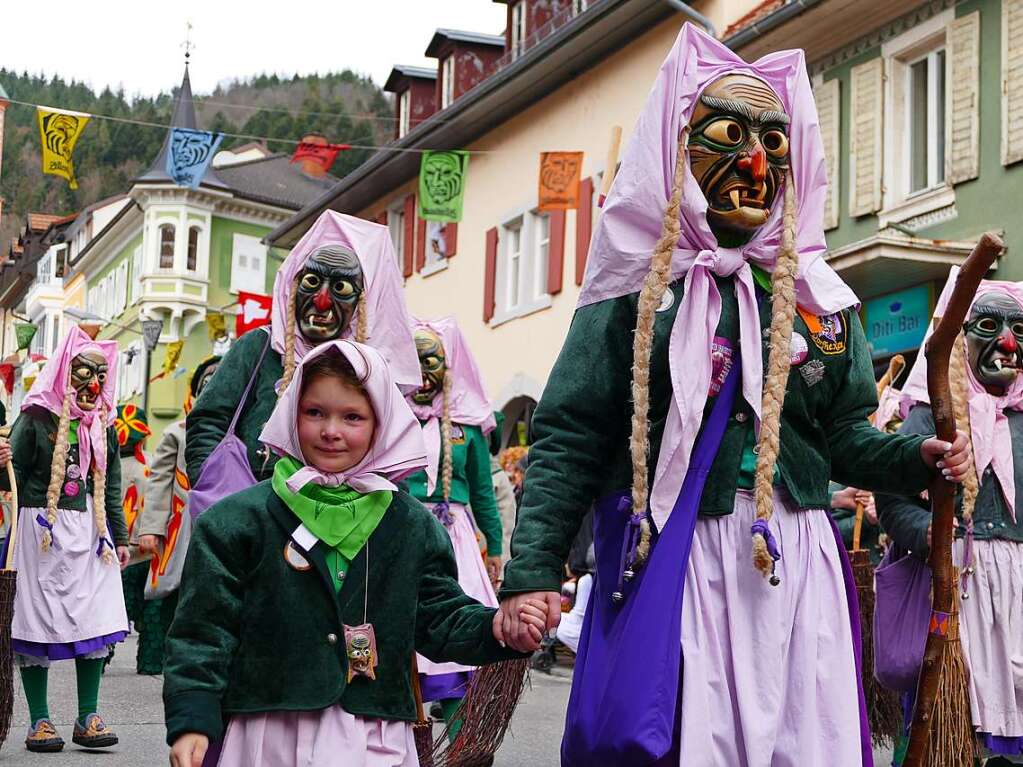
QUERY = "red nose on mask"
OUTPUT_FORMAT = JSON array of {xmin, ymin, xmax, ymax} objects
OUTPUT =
[
  {"xmin": 998, "ymin": 331, "xmax": 1018, "ymax": 353},
  {"xmin": 313, "ymin": 287, "xmax": 332, "ymax": 312},
  {"xmin": 736, "ymin": 144, "xmax": 768, "ymax": 184},
  {"xmin": 87, "ymin": 380, "xmax": 100, "ymax": 395}
]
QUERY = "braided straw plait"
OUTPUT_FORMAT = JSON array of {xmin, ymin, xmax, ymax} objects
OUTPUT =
[
  {"xmin": 751, "ymin": 175, "xmax": 799, "ymax": 579},
  {"xmin": 42, "ymin": 390, "xmax": 74, "ymax": 553},
  {"xmin": 91, "ymin": 403, "xmax": 115, "ymax": 565},
  {"xmin": 278, "ymin": 277, "xmax": 301, "ymax": 398},
  {"xmin": 355, "ymin": 292, "xmax": 368, "ymax": 343},
  {"xmin": 949, "ymin": 333, "xmax": 978, "ymax": 522},
  {"xmin": 441, "ymin": 373, "xmax": 454, "ymax": 502},
  {"xmin": 629, "ymin": 128, "xmax": 689, "ymax": 567}
]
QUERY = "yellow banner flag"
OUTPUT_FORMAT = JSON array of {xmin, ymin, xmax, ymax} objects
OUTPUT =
[
  {"xmin": 162, "ymin": 340, "xmax": 184, "ymax": 378},
  {"xmin": 37, "ymin": 106, "xmax": 90, "ymax": 190},
  {"xmin": 207, "ymin": 311, "xmax": 227, "ymax": 342}
]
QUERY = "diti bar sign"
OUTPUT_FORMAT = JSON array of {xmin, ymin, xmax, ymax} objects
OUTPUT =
[{"xmin": 864, "ymin": 284, "xmax": 932, "ymax": 358}]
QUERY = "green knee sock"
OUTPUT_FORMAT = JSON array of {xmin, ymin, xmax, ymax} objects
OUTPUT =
[
  {"xmin": 440, "ymin": 697, "xmax": 464, "ymax": 742},
  {"xmin": 19, "ymin": 666, "xmax": 49, "ymax": 724},
  {"xmin": 75, "ymin": 657, "xmax": 104, "ymax": 721}
]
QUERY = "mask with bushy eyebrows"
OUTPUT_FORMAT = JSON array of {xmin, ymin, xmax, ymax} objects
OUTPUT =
[
  {"xmin": 295, "ymin": 246, "xmax": 365, "ymax": 344},
  {"xmin": 70, "ymin": 351, "xmax": 108, "ymax": 411},
  {"xmin": 412, "ymin": 328, "xmax": 446, "ymax": 405}
]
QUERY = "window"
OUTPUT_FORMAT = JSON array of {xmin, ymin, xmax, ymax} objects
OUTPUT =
[
  {"xmin": 37, "ymin": 253, "xmax": 54, "ymax": 284},
  {"xmin": 908, "ymin": 49, "xmax": 946, "ymax": 193},
  {"xmin": 534, "ymin": 213, "xmax": 550, "ymax": 301},
  {"xmin": 54, "ymin": 245, "xmax": 67, "ymax": 278},
  {"xmin": 159, "ymin": 224, "xmax": 176, "ymax": 269},
  {"xmin": 31, "ymin": 316, "xmax": 47, "ymax": 356},
  {"xmin": 441, "ymin": 56, "xmax": 456, "ymax": 109},
  {"xmin": 504, "ymin": 218, "xmax": 523, "ymax": 310},
  {"xmin": 398, "ymin": 90, "xmax": 411, "ymax": 139},
  {"xmin": 49, "ymin": 315, "xmax": 59, "ymax": 357},
  {"xmin": 572, "ymin": 0, "xmax": 589, "ymax": 15},
  {"xmin": 496, "ymin": 210, "xmax": 552, "ymax": 321},
  {"xmin": 511, "ymin": 2, "xmax": 526, "ymax": 59},
  {"xmin": 425, "ymin": 222, "xmax": 447, "ymax": 269},
  {"xmin": 130, "ymin": 245, "xmax": 143, "ymax": 304},
  {"xmin": 388, "ymin": 207, "xmax": 406, "ymax": 268},
  {"xmin": 230, "ymin": 233, "xmax": 268, "ymax": 294},
  {"xmin": 119, "ymin": 341, "xmax": 144, "ymax": 400},
  {"xmin": 115, "ymin": 261, "xmax": 128, "ymax": 316},
  {"xmin": 187, "ymin": 226, "xmax": 200, "ymax": 271}
]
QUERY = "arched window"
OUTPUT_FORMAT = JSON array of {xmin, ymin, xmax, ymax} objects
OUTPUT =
[
  {"xmin": 159, "ymin": 224, "xmax": 176, "ymax": 269},
  {"xmin": 187, "ymin": 226, "xmax": 200, "ymax": 271}
]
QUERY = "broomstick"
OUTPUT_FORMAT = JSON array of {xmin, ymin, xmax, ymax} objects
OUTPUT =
[
  {"xmin": 853, "ymin": 354, "xmax": 905, "ymax": 747},
  {"xmin": 903, "ymin": 232, "xmax": 1004, "ymax": 767},
  {"xmin": 0, "ymin": 436, "xmax": 19, "ymax": 748},
  {"xmin": 411, "ymin": 655, "xmax": 435, "ymax": 767}
]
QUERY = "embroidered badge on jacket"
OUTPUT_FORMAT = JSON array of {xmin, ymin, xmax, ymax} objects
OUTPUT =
[
  {"xmin": 799, "ymin": 360, "xmax": 826, "ymax": 387},
  {"xmin": 798, "ymin": 307, "xmax": 847, "ymax": 355}
]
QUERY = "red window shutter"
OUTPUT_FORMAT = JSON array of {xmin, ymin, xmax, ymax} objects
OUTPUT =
[
  {"xmin": 376, "ymin": 210, "xmax": 388, "ymax": 226},
  {"xmin": 576, "ymin": 177, "xmax": 594, "ymax": 285},
  {"xmin": 444, "ymin": 223, "xmax": 458, "ymax": 258},
  {"xmin": 402, "ymin": 195, "xmax": 415, "ymax": 278},
  {"xmin": 484, "ymin": 227, "xmax": 498, "ymax": 322},
  {"xmin": 415, "ymin": 218, "xmax": 427, "ymax": 272},
  {"xmin": 547, "ymin": 210, "xmax": 566, "ymax": 295}
]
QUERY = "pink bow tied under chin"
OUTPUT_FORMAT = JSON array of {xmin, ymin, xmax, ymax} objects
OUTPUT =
[{"xmin": 695, "ymin": 247, "xmax": 747, "ymax": 277}]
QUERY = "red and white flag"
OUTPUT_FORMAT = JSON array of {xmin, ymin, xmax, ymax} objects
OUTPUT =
[{"xmin": 236, "ymin": 291, "xmax": 272, "ymax": 337}]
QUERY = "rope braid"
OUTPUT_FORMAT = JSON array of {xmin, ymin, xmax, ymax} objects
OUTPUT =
[
  {"xmin": 42, "ymin": 390, "xmax": 73, "ymax": 553},
  {"xmin": 949, "ymin": 333, "xmax": 978, "ymax": 523},
  {"xmin": 278, "ymin": 276, "xmax": 300, "ymax": 398},
  {"xmin": 441, "ymin": 373, "xmax": 454, "ymax": 502},
  {"xmin": 91, "ymin": 404, "xmax": 115, "ymax": 565},
  {"xmin": 751, "ymin": 175, "xmax": 799, "ymax": 580},
  {"xmin": 629, "ymin": 128, "xmax": 689, "ymax": 567},
  {"xmin": 355, "ymin": 292, "xmax": 368, "ymax": 343}
]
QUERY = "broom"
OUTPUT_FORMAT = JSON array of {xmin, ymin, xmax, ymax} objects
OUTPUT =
[
  {"xmin": 903, "ymin": 232, "xmax": 1004, "ymax": 767},
  {"xmin": 0, "ymin": 437, "xmax": 19, "ymax": 748},
  {"xmin": 855, "ymin": 355, "xmax": 905, "ymax": 748},
  {"xmin": 411, "ymin": 656, "xmax": 435, "ymax": 767}
]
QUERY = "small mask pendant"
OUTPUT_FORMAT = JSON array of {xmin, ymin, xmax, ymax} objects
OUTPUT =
[{"xmin": 344, "ymin": 623, "xmax": 378, "ymax": 683}]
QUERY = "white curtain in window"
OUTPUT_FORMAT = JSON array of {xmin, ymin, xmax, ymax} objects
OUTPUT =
[{"xmin": 231, "ymin": 233, "xmax": 268, "ymax": 294}]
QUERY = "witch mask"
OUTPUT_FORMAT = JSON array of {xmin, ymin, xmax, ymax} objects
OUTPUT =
[
  {"xmin": 965, "ymin": 292, "xmax": 1023, "ymax": 394},
  {"xmin": 295, "ymin": 245, "xmax": 365, "ymax": 344},
  {"xmin": 70, "ymin": 351, "xmax": 108, "ymax": 411},
  {"xmin": 412, "ymin": 328, "xmax": 446, "ymax": 405},
  {"xmin": 688, "ymin": 74, "xmax": 791, "ymax": 247}
]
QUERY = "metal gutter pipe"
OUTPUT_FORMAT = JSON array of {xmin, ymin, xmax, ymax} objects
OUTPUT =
[
  {"xmin": 664, "ymin": 0, "xmax": 717, "ymax": 37},
  {"xmin": 722, "ymin": 0, "xmax": 826, "ymax": 49}
]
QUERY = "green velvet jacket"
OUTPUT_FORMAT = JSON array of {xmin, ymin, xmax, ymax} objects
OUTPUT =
[
  {"xmin": 0, "ymin": 408, "xmax": 126, "ymax": 545},
  {"xmin": 185, "ymin": 328, "xmax": 282, "ymax": 486},
  {"xmin": 163, "ymin": 481, "xmax": 519, "ymax": 746},
  {"xmin": 406, "ymin": 423, "xmax": 504, "ymax": 556},
  {"xmin": 501, "ymin": 277, "xmax": 933, "ymax": 596}
]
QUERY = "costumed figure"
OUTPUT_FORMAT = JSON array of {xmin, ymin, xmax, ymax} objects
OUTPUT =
[
  {"xmin": 163, "ymin": 340, "xmax": 535, "ymax": 767},
  {"xmin": 494, "ymin": 24, "xmax": 971, "ymax": 767},
  {"xmin": 132, "ymin": 356, "xmax": 222, "ymax": 677},
  {"xmin": 877, "ymin": 272, "xmax": 1023, "ymax": 765},
  {"xmin": 185, "ymin": 211, "xmax": 420, "ymax": 508},
  {"xmin": 488, "ymin": 412, "xmax": 518, "ymax": 564},
  {"xmin": 404, "ymin": 316, "xmax": 502, "ymax": 731},
  {"xmin": 0, "ymin": 326, "xmax": 129, "ymax": 753}
]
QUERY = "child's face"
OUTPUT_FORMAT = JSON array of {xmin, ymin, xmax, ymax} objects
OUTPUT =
[{"xmin": 297, "ymin": 375, "xmax": 376, "ymax": 474}]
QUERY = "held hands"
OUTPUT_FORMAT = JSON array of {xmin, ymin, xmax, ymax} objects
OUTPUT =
[
  {"xmin": 493, "ymin": 591, "xmax": 562, "ymax": 653},
  {"xmin": 920, "ymin": 429, "xmax": 972, "ymax": 483},
  {"xmin": 485, "ymin": 555, "xmax": 503, "ymax": 589},
  {"xmin": 170, "ymin": 733, "xmax": 208, "ymax": 767}
]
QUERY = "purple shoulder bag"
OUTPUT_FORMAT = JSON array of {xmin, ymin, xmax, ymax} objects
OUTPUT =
[{"xmin": 872, "ymin": 543, "xmax": 932, "ymax": 692}]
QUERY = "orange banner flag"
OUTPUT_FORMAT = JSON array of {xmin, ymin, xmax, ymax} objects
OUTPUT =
[{"xmin": 538, "ymin": 151, "xmax": 584, "ymax": 211}]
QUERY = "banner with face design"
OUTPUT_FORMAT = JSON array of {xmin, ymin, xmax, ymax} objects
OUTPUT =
[
  {"xmin": 167, "ymin": 127, "xmax": 223, "ymax": 189},
  {"xmin": 538, "ymin": 151, "xmax": 584, "ymax": 211},
  {"xmin": 419, "ymin": 150, "xmax": 469, "ymax": 222},
  {"xmin": 37, "ymin": 106, "xmax": 90, "ymax": 190}
]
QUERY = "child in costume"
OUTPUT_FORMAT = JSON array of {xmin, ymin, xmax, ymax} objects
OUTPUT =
[
  {"xmin": 132, "ymin": 356, "xmax": 221, "ymax": 676},
  {"xmin": 495, "ymin": 24, "xmax": 971, "ymax": 767},
  {"xmin": 404, "ymin": 316, "xmax": 503, "ymax": 728},
  {"xmin": 0, "ymin": 326, "xmax": 130, "ymax": 752},
  {"xmin": 878, "ymin": 273, "xmax": 1023, "ymax": 765},
  {"xmin": 185, "ymin": 212, "xmax": 420, "ymax": 496},
  {"xmin": 164, "ymin": 340, "xmax": 541, "ymax": 767}
]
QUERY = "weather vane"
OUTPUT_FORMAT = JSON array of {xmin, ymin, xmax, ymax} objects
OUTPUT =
[{"xmin": 182, "ymin": 22, "xmax": 195, "ymax": 64}]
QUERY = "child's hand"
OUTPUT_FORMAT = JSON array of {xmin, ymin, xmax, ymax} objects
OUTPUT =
[
  {"xmin": 518, "ymin": 598, "xmax": 549, "ymax": 646},
  {"xmin": 170, "ymin": 732, "xmax": 208, "ymax": 767}
]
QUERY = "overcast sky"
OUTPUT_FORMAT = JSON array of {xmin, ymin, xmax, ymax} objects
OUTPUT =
[{"xmin": 2, "ymin": 1, "xmax": 508, "ymax": 98}]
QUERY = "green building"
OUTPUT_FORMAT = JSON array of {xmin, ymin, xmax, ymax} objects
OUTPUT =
[{"xmin": 64, "ymin": 66, "xmax": 335, "ymax": 441}]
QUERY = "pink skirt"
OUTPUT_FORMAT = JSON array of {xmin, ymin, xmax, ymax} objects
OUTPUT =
[
  {"xmin": 216, "ymin": 707, "xmax": 418, "ymax": 767},
  {"xmin": 416, "ymin": 502, "xmax": 497, "ymax": 681},
  {"xmin": 677, "ymin": 490, "xmax": 863, "ymax": 766}
]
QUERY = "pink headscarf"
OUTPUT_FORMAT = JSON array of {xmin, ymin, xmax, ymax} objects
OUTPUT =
[
  {"xmin": 259, "ymin": 339, "xmax": 427, "ymax": 494},
  {"xmin": 580, "ymin": 23, "xmax": 858, "ymax": 527},
  {"xmin": 22, "ymin": 325, "xmax": 118, "ymax": 478},
  {"xmin": 900, "ymin": 267, "xmax": 1023, "ymax": 519},
  {"xmin": 406, "ymin": 316, "xmax": 497, "ymax": 495},
  {"xmin": 270, "ymin": 211, "xmax": 421, "ymax": 391}
]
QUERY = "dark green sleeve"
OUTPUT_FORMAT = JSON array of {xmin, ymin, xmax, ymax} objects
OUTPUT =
[
  {"xmin": 415, "ymin": 515, "xmax": 521, "ymax": 666},
  {"xmin": 163, "ymin": 506, "xmax": 250, "ymax": 744},
  {"xmin": 104, "ymin": 426, "xmax": 127, "ymax": 546},
  {"xmin": 501, "ymin": 298, "xmax": 632, "ymax": 596},
  {"xmin": 1, "ymin": 412, "xmax": 39, "ymax": 493},
  {"xmin": 184, "ymin": 329, "xmax": 265, "ymax": 485},
  {"xmin": 465, "ymin": 426, "xmax": 502, "ymax": 556},
  {"xmin": 825, "ymin": 312, "xmax": 931, "ymax": 494},
  {"xmin": 876, "ymin": 404, "xmax": 936, "ymax": 560}
]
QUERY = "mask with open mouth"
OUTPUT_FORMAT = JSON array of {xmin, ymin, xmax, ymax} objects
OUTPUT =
[
  {"xmin": 688, "ymin": 74, "xmax": 790, "ymax": 247},
  {"xmin": 965, "ymin": 292, "xmax": 1023, "ymax": 395},
  {"xmin": 295, "ymin": 245, "xmax": 365, "ymax": 344},
  {"xmin": 70, "ymin": 351, "xmax": 109, "ymax": 412},
  {"xmin": 412, "ymin": 328, "xmax": 446, "ymax": 405}
]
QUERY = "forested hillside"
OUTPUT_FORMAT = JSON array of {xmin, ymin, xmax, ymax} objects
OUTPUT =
[{"xmin": 0, "ymin": 69, "xmax": 393, "ymax": 247}]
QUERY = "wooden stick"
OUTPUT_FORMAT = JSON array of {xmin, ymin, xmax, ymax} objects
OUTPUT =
[
  {"xmin": 852, "ymin": 501, "xmax": 865, "ymax": 552},
  {"xmin": 903, "ymin": 232, "xmax": 1004, "ymax": 766},
  {"xmin": 598, "ymin": 125, "xmax": 622, "ymax": 208},
  {"xmin": 411, "ymin": 654, "xmax": 427, "ymax": 723},
  {"xmin": 3, "ymin": 463, "xmax": 14, "ymax": 572}
]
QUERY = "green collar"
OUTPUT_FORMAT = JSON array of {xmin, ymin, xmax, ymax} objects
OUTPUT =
[
  {"xmin": 750, "ymin": 264, "xmax": 773, "ymax": 295},
  {"xmin": 271, "ymin": 456, "xmax": 391, "ymax": 560}
]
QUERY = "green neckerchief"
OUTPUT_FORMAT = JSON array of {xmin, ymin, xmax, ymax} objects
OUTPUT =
[
  {"xmin": 750, "ymin": 264, "xmax": 773, "ymax": 295},
  {"xmin": 271, "ymin": 456, "xmax": 391, "ymax": 563},
  {"xmin": 52, "ymin": 414, "xmax": 80, "ymax": 445}
]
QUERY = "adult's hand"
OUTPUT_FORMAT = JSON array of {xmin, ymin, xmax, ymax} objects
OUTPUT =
[
  {"xmin": 116, "ymin": 546, "xmax": 130, "ymax": 570},
  {"xmin": 0, "ymin": 440, "xmax": 11, "ymax": 468},
  {"xmin": 495, "ymin": 591, "xmax": 561, "ymax": 652},
  {"xmin": 830, "ymin": 485, "xmax": 859, "ymax": 511},
  {"xmin": 920, "ymin": 429, "xmax": 971, "ymax": 483},
  {"xmin": 169, "ymin": 733, "xmax": 208, "ymax": 767},
  {"xmin": 485, "ymin": 555, "xmax": 503, "ymax": 589},
  {"xmin": 854, "ymin": 490, "xmax": 878, "ymax": 526},
  {"xmin": 138, "ymin": 535, "xmax": 163, "ymax": 557}
]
